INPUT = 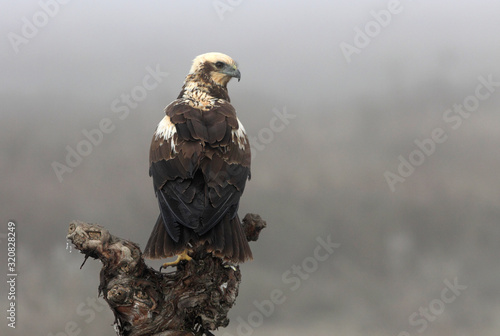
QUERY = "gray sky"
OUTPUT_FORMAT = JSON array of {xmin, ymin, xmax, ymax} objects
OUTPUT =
[{"xmin": 2, "ymin": 1, "xmax": 500, "ymax": 335}]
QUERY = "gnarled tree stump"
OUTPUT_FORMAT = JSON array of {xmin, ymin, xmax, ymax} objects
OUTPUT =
[{"xmin": 66, "ymin": 213, "xmax": 266, "ymax": 336}]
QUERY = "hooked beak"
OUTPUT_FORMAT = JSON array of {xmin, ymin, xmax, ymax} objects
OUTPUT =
[{"xmin": 222, "ymin": 64, "xmax": 241, "ymax": 82}]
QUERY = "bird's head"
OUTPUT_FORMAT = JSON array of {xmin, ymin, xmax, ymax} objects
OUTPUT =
[{"xmin": 189, "ymin": 52, "xmax": 241, "ymax": 87}]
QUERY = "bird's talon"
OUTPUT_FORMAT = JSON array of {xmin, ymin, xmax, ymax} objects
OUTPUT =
[
  {"xmin": 223, "ymin": 263, "xmax": 237, "ymax": 271},
  {"xmin": 159, "ymin": 250, "xmax": 192, "ymax": 271}
]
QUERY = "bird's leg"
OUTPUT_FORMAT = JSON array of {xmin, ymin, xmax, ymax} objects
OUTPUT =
[{"xmin": 160, "ymin": 250, "xmax": 192, "ymax": 270}]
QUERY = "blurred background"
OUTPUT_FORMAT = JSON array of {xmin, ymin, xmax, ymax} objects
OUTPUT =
[{"xmin": 1, "ymin": 1, "xmax": 500, "ymax": 335}]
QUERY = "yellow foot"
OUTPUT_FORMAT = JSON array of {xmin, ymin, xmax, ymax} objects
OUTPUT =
[{"xmin": 160, "ymin": 250, "xmax": 192, "ymax": 270}]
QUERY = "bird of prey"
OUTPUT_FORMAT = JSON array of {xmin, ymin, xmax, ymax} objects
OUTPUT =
[{"xmin": 144, "ymin": 52, "xmax": 253, "ymax": 268}]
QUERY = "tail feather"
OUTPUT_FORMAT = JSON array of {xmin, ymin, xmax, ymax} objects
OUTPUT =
[
  {"xmin": 231, "ymin": 216, "xmax": 241, "ymax": 262},
  {"xmin": 222, "ymin": 215, "xmax": 233, "ymax": 258},
  {"xmin": 211, "ymin": 214, "xmax": 226, "ymax": 253},
  {"xmin": 236, "ymin": 215, "xmax": 252, "ymax": 262},
  {"xmin": 144, "ymin": 215, "xmax": 185, "ymax": 259},
  {"xmin": 207, "ymin": 214, "xmax": 252, "ymax": 262},
  {"xmin": 144, "ymin": 213, "xmax": 252, "ymax": 262}
]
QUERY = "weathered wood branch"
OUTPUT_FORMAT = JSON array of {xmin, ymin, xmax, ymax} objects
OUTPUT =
[{"xmin": 66, "ymin": 213, "xmax": 266, "ymax": 336}]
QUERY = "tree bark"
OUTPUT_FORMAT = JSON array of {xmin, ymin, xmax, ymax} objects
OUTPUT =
[{"xmin": 66, "ymin": 213, "xmax": 266, "ymax": 336}]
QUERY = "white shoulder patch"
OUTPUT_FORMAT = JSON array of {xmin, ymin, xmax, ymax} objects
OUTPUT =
[
  {"xmin": 232, "ymin": 118, "xmax": 247, "ymax": 150},
  {"xmin": 155, "ymin": 115, "xmax": 177, "ymax": 152}
]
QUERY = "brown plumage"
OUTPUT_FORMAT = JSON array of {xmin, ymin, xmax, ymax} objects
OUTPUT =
[{"xmin": 144, "ymin": 52, "xmax": 252, "ymax": 264}]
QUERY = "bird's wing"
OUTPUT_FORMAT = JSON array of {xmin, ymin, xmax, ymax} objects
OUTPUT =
[{"xmin": 149, "ymin": 100, "xmax": 251, "ymax": 241}]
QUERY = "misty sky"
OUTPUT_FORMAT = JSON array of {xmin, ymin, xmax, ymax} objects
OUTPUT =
[{"xmin": 2, "ymin": 1, "xmax": 500, "ymax": 335}]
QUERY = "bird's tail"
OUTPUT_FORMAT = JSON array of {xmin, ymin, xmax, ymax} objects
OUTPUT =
[
  {"xmin": 206, "ymin": 214, "xmax": 253, "ymax": 263},
  {"xmin": 143, "ymin": 213, "xmax": 253, "ymax": 263},
  {"xmin": 143, "ymin": 215, "xmax": 186, "ymax": 259}
]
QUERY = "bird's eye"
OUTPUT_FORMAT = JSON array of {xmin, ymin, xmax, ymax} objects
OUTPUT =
[{"xmin": 215, "ymin": 61, "xmax": 225, "ymax": 69}]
